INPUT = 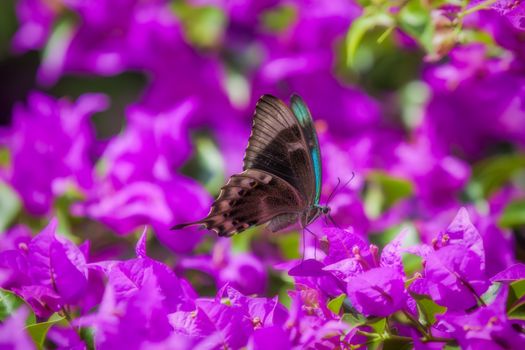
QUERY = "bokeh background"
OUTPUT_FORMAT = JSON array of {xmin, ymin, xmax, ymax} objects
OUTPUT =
[{"xmin": 1, "ymin": 0, "xmax": 525, "ymax": 347}]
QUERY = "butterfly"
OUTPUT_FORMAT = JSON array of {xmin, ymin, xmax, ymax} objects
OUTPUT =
[{"xmin": 172, "ymin": 94, "xmax": 330, "ymax": 237}]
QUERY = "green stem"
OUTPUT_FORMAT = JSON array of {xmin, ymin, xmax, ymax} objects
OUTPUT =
[
  {"xmin": 356, "ymin": 328, "xmax": 455, "ymax": 345},
  {"xmin": 460, "ymin": 0, "xmax": 497, "ymax": 17},
  {"xmin": 60, "ymin": 306, "xmax": 73, "ymax": 323},
  {"xmin": 402, "ymin": 310, "xmax": 430, "ymax": 338},
  {"xmin": 423, "ymin": 336, "xmax": 456, "ymax": 344}
]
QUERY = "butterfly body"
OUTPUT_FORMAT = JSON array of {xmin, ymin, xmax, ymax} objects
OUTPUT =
[{"xmin": 172, "ymin": 94, "xmax": 329, "ymax": 237}]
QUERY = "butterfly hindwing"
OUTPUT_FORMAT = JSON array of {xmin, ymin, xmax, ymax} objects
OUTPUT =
[{"xmin": 173, "ymin": 169, "xmax": 305, "ymax": 237}]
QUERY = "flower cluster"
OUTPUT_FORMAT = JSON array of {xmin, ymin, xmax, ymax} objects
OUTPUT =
[
  {"xmin": 2, "ymin": 209, "xmax": 525, "ymax": 349},
  {"xmin": 1, "ymin": 0, "xmax": 525, "ymax": 349}
]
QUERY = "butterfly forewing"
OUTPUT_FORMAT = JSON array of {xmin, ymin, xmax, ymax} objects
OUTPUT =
[
  {"xmin": 243, "ymin": 95, "xmax": 318, "ymax": 205},
  {"xmin": 290, "ymin": 94, "xmax": 322, "ymax": 204}
]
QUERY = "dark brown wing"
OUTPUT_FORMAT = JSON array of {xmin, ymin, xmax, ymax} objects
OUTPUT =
[
  {"xmin": 243, "ymin": 95, "xmax": 316, "ymax": 204},
  {"xmin": 171, "ymin": 169, "xmax": 305, "ymax": 237}
]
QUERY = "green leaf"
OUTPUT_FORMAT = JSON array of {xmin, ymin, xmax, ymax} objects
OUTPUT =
[
  {"xmin": 26, "ymin": 313, "xmax": 66, "ymax": 350},
  {"xmin": 383, "ymin": 337, "xmax": 413, "ymax": 350},
  {"xmin": 411, "ymin": 293, "xmax": 446, "ymax": 326},
  {"xmin": 0, "ymin": 0, "xmax": 18, "ymax": 58},
  {"xmin": 231, "ymin": 226, "xmax": 256, "ymax": 253},
  {"xmin": 276, "ymin": 231, "xmax": 300, "ymax": 260},
  {"xmin": 80, "ymin": 327, "xmax": 95, "ymax": 350},
  {"xmin": 342, "ymin": 312, "xmax": 367, "ymax": 327},
  {"xmin": 509, "ymin": 301, "xmax": 525, "ymax": 320},
  {"xmin": 0, "ymin": 289, "xmax": 25, "ymax": 321},
  {"xmin": 369, "ymin": 317, "xmax": 387, "ymax": 333},
  {"xmin": 499, "ymin": 199, "xmax": 525, "ymax": 228},
  {"xmin": 397, "ymin": 0, "xmax": 433, "ymax": 51},
  {"xmin": 0, "ymin": 181, "xmax": 21, "ymax": 232},
  {"xmin": 507, "ymin": 279, "xmax": 525, "ymax": 313},
  {"xmin": 327, "ymin": 294, "xmax": 346, "ymax": 314},
  {"xmin": 443, "ymin": 345, "xmax": 461, "ymax": 350},
  {"xmin": 42, "ymin": 19, "xmax": 74, "ymax": 73},
  {"xmin": 471, "ymin": 154, "xmax": 525, "ymax": 199},
  {"xmin": 261, "ymin": 5, "xmax": 296, "ymax": 32},
  {"xmin": 402, "ymin": 253, "xmax": 423, "ymax": 277},
  {"xmin": 364, "ymin": 171, "xmax": 414, "ymax": 218},
  {"xmin": 345, "ymin": 13, "xmax": 394, "ymax": 68},
  {"xmin": 180, "ymin": 134, "xmax": 225, "ymax": 194},
  {"xmin": 481, "ymin": 283, "xmax": 501, "ymax": 305},
  {"xmin": 173, "ymin": 4, "xmax": 227, "ymax": 48}
]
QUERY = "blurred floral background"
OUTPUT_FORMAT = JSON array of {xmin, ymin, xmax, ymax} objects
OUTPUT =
[{"xmin": 1, "ymin": 0, "xmax": 525, "ymax": 349}]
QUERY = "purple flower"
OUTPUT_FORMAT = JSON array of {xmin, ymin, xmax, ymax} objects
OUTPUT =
[
  {"xmin": 90, "ymin": 229, "xmax": 195, "ymax": 312},
  {"xmin": 248, "ymin": 326, "xmax": 291, "ymax": 350},
  {"xmin": 347, "ymin": 266, "xmax": 406, "ymax": 317},
  {"xmin": 219, "ymin": 285, "xmax": 288, "ymax": 328},
  {"xmin": 181, "ymin": 239, "xmax": 267, "ymax": 295},
  {"xmin": 324, "ymin": 228, "xmax": 406, "ymax": 277},
  {"xmin": 12, "ymin": 0, "xmax": 57, "ymax": 52},
  {"xmin": 288, "ymin": 228, "xmax": 408, "ymax": 316},
  {"xmin": 477, "ymin": 216, "xmax": 515, "ymax": 278},
  {"xmin": 47, "ymin": 326, "xmax": 85, "ymax": 350},
  {"xmin": 421, "ymin": 44, "xmax": 525, "ymax": 160},
  {"xmin": 285, "ymin": 285, "xmax": 351, "ymax": 348},
  {"xmin": 466, "ymin": 8, "xmax": 525, "ymax": 60},
  {"xmin": 487, "ymin": 0, "xmax": 525, "ymax": 31},
  {"xmin": 74, "ymin": 101, "xmax": 211, "ymax": 253},
  {"xmin": 0, "ymin": 225, "xmax": 32, "ymax": 252},
  {"xmin": 490, "ymin": 263, "xmax": 525, "ymax": 282},
  {"xmin": 0, "ymin": 219, "xmax": 88, "ymax": 318},
  {"xmin": 37, "ymin": 0, "xmax": 184, "ymax": 84},
  {"xmin": 3, "ymin": 92, "xmax": 108, "ymax": 215},
  {"xmin": 81, "ymin": 274, "xmax": 173, "ymax": 349},
  {"xmin": 410, "ymin": 208, "xmax": 490, "ymax": 311},
  {"xmin": 193, "ymin": 298, "xmax": 253, "ymax": 349},
  {"xmin": 80, "ymin": 230, "xmax": 195, "ymax": 349},
  {"xmin": 0, "ymin": 307, "xmax": 35, "ymax": 350},
  {"xmin": 170, "ymin": 283, "xmax": 288, "ymax": 349},
  {"xmin": 389, "ymin": 137, "xmax": 470, "ymax": 211},
  {"xmin": 437, "ymin": 286, "xmax": 525, "ymax": 349}
]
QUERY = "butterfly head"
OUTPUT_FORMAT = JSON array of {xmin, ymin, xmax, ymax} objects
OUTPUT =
[
  {"xmin": 320, "ymin": 205, "xmax": 330, "ymax": 215},
  {"xmin": 302, "ymin": 204, "xmax": 331, "ymax": 226}
]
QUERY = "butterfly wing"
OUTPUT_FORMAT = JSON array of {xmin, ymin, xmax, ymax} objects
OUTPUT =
[
  {"xmin": 290, "ymin": 94, "xmax": 322, "ymax": 204},
  {"xmin": 173, "ymin": 94, "xmax": 322, "ymax": 236},
  {"xmin": 243, "ymin": 94, "xmax": 320, "ymax": 205},
  {"xmin": 172, "ymin": 169, "xmax": 306, "ymax": 237}
]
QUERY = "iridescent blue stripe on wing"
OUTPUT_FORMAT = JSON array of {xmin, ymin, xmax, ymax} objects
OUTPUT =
[
  {"xmin": 291, "ymin": 99, "xmax": 310, "ymax": 125},
  {"xmin": 311, "ymin": 149, "xmax": 322, "ymax": 203},
  {"xmin": 291, "ymin": 96, "xmax": 322, "ymax": 204}
]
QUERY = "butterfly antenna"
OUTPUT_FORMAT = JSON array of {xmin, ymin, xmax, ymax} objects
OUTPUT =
[
  {"xmin": 326, "ymin": 178, "xmax": 342, "ymax": 205},
  {"xmin": 325, "ymin": 172, "xmax": 356, "ymax": 207},
  {"xmin": 342, "ymin": 172, "xmax": 356, "ymax": 190}
]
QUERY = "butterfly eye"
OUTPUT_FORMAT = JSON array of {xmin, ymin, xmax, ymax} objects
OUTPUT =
[{"xmin": 238, "ymin": 189, "xmax": 245, "ymax": 196}]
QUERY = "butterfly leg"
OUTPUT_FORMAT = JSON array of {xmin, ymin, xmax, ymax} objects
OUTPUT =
[{"xmin": 304, "ymin": 226, "xmax": 320, "ymax": 261}]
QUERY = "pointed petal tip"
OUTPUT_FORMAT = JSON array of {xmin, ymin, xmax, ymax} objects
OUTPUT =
[{"xmin": 136, "ymin": 226, "xmax": 148, "ymax": 258}]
